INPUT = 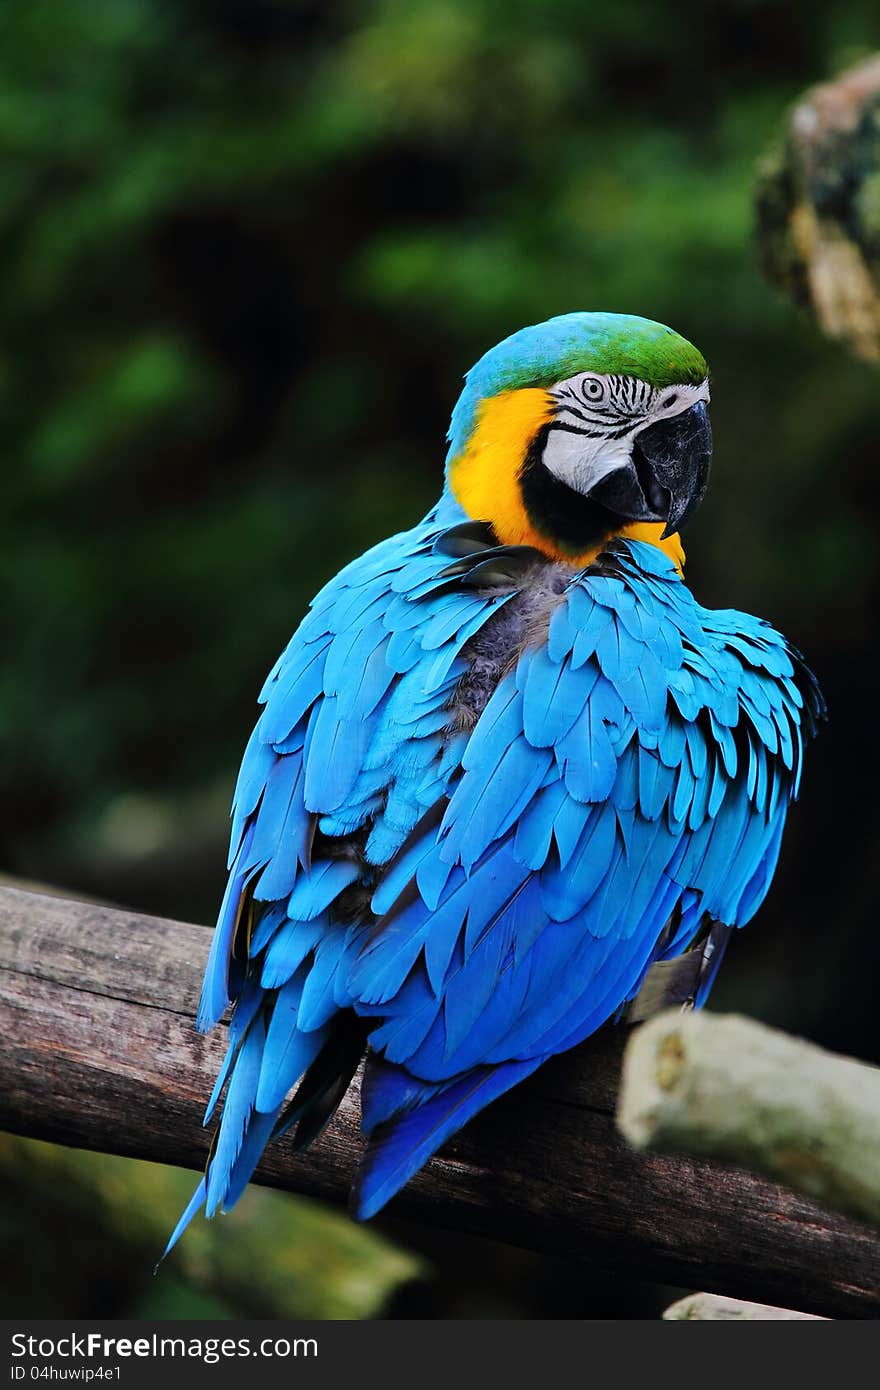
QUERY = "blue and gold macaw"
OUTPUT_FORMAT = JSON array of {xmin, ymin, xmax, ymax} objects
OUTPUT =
[{"xmin": 167, "ymin": 312, "xmax": 824, "ymax": 1247}]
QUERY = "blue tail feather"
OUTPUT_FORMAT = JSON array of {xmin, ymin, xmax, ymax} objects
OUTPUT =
[
  {"xmin": 360, "ymin": 1053, "xmax": 445, "ymax": 1133},
  {"xmin": 197, "ymin": 823, "xmax": 258, "ymax": 1033},
  {"xmin": 156, "ymin": 1176, "xmax": 207, "ymax": 1270},
  {"xmin": 352, "ymin": 1056, "xmax": 543, "ymax": 1221}
]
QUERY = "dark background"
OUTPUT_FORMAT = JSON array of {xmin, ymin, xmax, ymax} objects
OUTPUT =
[{"xmin": 2, "ymin": 0, "xmax": 878, "ymax": 1318}]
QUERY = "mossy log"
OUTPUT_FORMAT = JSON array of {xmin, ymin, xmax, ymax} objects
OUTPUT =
[
  {"xmin": 618, "ymin": 1010, "xmax": 880, "ymax": 1234},
  {"xmin": 756, "ymin": 54, "xmax": 880, "ymax": 361},
  {"xmin": 663, "ymin": 1293, "xmax": 825, "ymax": 1321},
  {"xmin": 2, "ymin": 885, "xmax": 880, "ymax": 1316}
]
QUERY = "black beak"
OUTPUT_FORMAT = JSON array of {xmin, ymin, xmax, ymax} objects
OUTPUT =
[
  {"xmin": 589, "ymin": 400, "xmax": 712, "ymax": 537},
  {"xmin": 632, "ymin": 400, "xmax": 712, "ymax": 537}
]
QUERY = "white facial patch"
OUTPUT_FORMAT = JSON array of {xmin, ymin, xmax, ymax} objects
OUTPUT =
[{"xmin": 541, "ymin": 372, "xmax": 710, "ymax": 493}]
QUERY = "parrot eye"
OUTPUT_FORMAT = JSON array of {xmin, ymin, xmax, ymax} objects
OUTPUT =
[{"xmin": 581, "ymin": 376, "xmax": 606, "ymax": 403}]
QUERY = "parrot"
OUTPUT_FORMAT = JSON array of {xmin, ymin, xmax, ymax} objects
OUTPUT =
[{"xmin": 165, "ymin": 310, "xmax": 824, "ymax": 1251}]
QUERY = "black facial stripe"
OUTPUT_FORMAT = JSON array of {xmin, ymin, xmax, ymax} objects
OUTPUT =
[
  {"xmin": 557, "ymin": 401, "xmax": 643, "ymax": 427},
  {"xmin": 606, "ymin": 375, "xmax": 653, "ymax": 412},
  {"xmin": 561, "ymin": 408, "xmax": 617, "ymax": 428},
  {"xmin": 548, "ymin": 420, "xmax": 605, "ymax": 440},
  {"xmin": 557, "ymin": 392, "xmax": 618, "ymax": 419},
  {"xmin": 557, "ymin": 377, "xmax": 653, "ymax": 426},
  {"xmin": 551, "ymin": 414, "xmax": 642, "ymax": 441}
]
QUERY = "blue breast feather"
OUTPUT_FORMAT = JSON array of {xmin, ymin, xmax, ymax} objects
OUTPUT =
[{"xmin": 165, "ymin": 516, "xmax": 823, "ymax": 1251}]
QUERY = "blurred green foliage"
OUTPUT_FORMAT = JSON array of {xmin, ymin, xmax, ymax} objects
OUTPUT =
[
  {"xmin": 3, "ymin": 0, "xmax": 880, "ymax": 1319},
  {"xmin": 0, "ymin": 1135, "xmax": 420, "ymax": 1318}
]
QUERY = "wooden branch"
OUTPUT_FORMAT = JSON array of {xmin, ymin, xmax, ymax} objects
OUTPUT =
[
  {"xmin": 2, "ymin": 885, "xmax": 879, "ymax": 1318},
  {"xmin": 663, "ymin": 1293, "xmax": 825, "ymax": 1321},
  {"xmin": 756, "ymin": 54, "xmax": 880, "ymax": 361},
  {"xmin": 617, "ymin": 1010, "xmax": 880, "ymax": 1235}
]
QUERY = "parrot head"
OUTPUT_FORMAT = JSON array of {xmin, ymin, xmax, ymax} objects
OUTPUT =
[{"xmin": 445, "ymin": 311, "xmax": 711, "ymax": 569}]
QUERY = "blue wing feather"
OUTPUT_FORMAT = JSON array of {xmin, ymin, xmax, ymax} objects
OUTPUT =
[
  {"xmin": 346, "ymin": 540, "xmax": 820, "ymax": 1090},
  {"xmin": 171, "ymin": 525, "xmax": 823, "ymax": 1248}
]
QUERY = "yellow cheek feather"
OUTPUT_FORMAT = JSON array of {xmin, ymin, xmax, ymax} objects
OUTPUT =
[
  {"xmin": 448, "ymin": 389, "xmax": 685, "ymax": 576},
  {"xmin": 619, "ymin": 521, "xmax": 686, "ymax": 576},
  {"xmin": 449, "ymin": 388, "xmax": 557, "ymax": 551}
]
